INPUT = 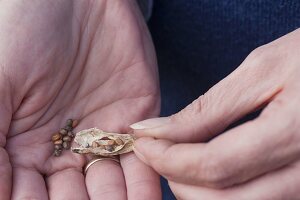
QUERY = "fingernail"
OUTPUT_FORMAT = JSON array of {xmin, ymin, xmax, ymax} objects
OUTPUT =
[{"xmin": 130, "ymin": 117, "xmax": 170, "ymax": 130}]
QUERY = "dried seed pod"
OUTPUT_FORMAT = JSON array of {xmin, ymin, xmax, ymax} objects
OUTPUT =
[
  {"xmin": 52, "ymin": 133, "xmax": 61, "ymax": 142},
  {"xmin": 72, "ymin": 119, "xmax": 79, "ymax": 128},
  {"xmin": 63, "ymin": 136, "xmax": 72, "ymax": 142},
  {"xmin": 54, "ymin": 149, "xmax": 62, "ymax": 157},
  {"xmin": 54, "ymin": 144, "xmax": 62, "ymax": 150},
  {"xmin": 59, "ymin": 128, "xmax": 68, "ymax": 136},
  {"xmin": 54, "ymin": 140, "xmax": 63, "ymax": 145},
  {"xmin": 71, "ymin": 128, "xmax": 135, "ymax": 156},
  {"xmin": 67, "ymin": 131, "xmax": 75, "ymax": 138},
  {"xmin": 66, "ymin": 119, "xmax": 73, "ymax": 127},
  {"xmin": 63, "ymin": 142, "xmax": 70, "ymax": 150}
]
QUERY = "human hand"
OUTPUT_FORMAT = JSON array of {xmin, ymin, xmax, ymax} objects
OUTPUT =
[
  {"xmin": 0, "ymin": 0, "xmax": 161, "ymax": 199},
  {"xmin": 131, "ymin": 29, "xmax": 300, "ymax": 200}
]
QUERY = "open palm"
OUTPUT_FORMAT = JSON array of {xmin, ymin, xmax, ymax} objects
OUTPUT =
[{"xmin": 0, "ymin": 1, "xmax": 161, "ymax": 199}]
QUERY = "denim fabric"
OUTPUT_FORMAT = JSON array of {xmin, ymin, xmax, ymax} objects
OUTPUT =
[{"xmin": 148, "ymin": 1, "xmax": 300, "ymax": 199}]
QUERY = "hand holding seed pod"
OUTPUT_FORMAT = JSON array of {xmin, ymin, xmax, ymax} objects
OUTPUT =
[{"xmin": 71, "ymin": 128, "xmax": 135, "ymax": 156}]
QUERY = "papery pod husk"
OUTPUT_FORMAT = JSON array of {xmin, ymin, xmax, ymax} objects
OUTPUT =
[{"xmin": 71, "ymin": 128, "xmax": 135, "ymax": 156}]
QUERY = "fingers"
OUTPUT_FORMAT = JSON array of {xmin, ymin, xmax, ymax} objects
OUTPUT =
[
  {"xmin": 85, "ymin": 159, "xmax": 127, "ymax": 200},
  {"xmin": 131, "ymin": 47, "xmax": 283, "ymax": 142},
  {"xmin": 121, "ymin": 153, "xmax": 162, "ymax": 200},
  {"xmin": 168, "ymin": 161, "xmax": 300, "ymax": 200},
  {"xmin": 133, "ymin": 137, "xmax": 203, "ymax": 185},
  {"xmin": 0, "ymin": 148, "xmax": 11, "ymax": 200},
  {"xmin": 11, "ymin": 167, "xmax": 48, "ymax": 200},
  {"xmin": 47, "ymin": 168, "xmax": 89, "ymax": 200},
  {"xmin": 133, "ymin": 102, "xmax": 300, "ymax": 188}
]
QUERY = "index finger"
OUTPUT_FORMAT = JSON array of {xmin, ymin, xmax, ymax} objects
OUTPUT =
[{"xmin": 121, "ymin": 153, "xmax": 162, "ymax": 200}]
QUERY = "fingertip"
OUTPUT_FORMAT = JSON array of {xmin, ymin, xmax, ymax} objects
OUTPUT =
[
  {"xmin": 133, "ymin": 137, "xmax": 155, "ymax": 165},
  {"xmin": 133, "ymin": 137, "xmax": 175, "ymax": 167}
]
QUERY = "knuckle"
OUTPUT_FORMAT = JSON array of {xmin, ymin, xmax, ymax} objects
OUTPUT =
[
  {"xmin": 188, "ymin": 95, "xmax": 208, "ymax": 115},
  {"xmin": 171, "ymin": 94, "xmax": 208, "ymax": 122},
  {"xmin": 244, "ymin": 45, "xmax": 275, "ymax": 69}
]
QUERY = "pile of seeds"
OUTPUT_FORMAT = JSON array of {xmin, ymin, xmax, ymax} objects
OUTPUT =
[{"xmin": 52, "ymin": 119, "xmax": 79, "ymax": 157}]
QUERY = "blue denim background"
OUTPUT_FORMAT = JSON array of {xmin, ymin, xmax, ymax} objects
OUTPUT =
[{"xmin": 148, "ymin": 0, "xmax": 300, "ymax": 199}]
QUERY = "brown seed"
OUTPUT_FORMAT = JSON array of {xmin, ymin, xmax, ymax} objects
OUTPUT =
[
  {"xmin": 52, "ymin": 133, "xmax": 61, "ymax": 142},
  {"xmin": 107, "ymin": 140, "xmax": 115, "ymax": 145},
  {"xmin": 92, "ymin": 141, "xmax": 99, "ymax": 148},
  {"xmin": 72, "ymin": 119, "xmax": 79, "ymax": 128},
  {"xmin": 54, "ymin": 149, "xmax": 62, "ymax": 157},
  {"xmin": 67, "ymin": 131, "xmax": 75, "ymax": 138},
  {"xmin": 115, "ymin": 138, "xmax": 124, "ymax": 145},
  {"xmin": 54, "ymin": 144, "xmax": 62, "ymax": 150},
  {"xmin": 105, "ymin": 145, "xmax": 114, "ymax": 152},
  {"xmin": 63, "ymin": 136, "xmax": 72, "ymax": 142},
  {"xmin": 54, "ymin": 140, "xmax": 63, "ymax": 145},
  {"xmin": 66, "ymin": 119, "xmax": 73, "ymax": 127},
  {"xmin": 65, "ymin": 125, "xmax": 73, "ymax": 132},
  {"xmin": 59, "ymin": 128, "xmax": 68, "ymax": 135},
  {"xmin": 63, "ymin": 142, "xmax": 70, "ymax": 150}
]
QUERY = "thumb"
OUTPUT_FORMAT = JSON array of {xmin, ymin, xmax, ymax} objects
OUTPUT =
[{"xmin": 130, "ymin": 56, "xmax": 282, "ymax": 142}]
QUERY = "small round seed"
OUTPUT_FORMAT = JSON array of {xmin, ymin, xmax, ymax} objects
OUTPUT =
[
  {"xmin": 52, "ymin": 133, "xmax": 61, "ymax": 142},
  {"xmin": 54, "ymin": 149, "xmax": 62, "ymax": 157},
  {"xmin": 92, "ymin": 141, "xmax": 99, "ymax": 148},
  {"xmin": 54, "ymin": 144, "xmax": 62, "ymax": 150},
  {"xmin": 67, "ymin": 131, "xmax": 75, "ymax": 138},
  {"xmin": 63, "ymin": 142, "xmax": 70, "ymax": 150},
  {"xmin": 59, "ymin": 128, "xmax": 68, "ymax": 135},
  {"xmin": 63, "ymin": 136, "xmax": 72, "ymax": 142},
  {"xmin": 54, "ymin": 140, "xmax": 63, "ymax": 145},
  {"xmin": 72, "ymin": 119, "xmax": 79, "ymax": 128},
  {"xmin": 105, "ymin": 145, "xmax": 114, "ymax": 152},
  {"xmin": 115, "ymin": 138, "xmax": 124, "ymax": 145},
  {"xmin": 66, "ymin": 119, "xmax": 73, "ymax": 127},
  {"xmin": 65, "ymin": 125, "xmax": 73, "ymax": 132}
]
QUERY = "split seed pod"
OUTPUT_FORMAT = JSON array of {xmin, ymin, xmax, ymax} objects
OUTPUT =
[{"xmin": 71, "ymin": 128, "xmax": 135, "ymax": 156}]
